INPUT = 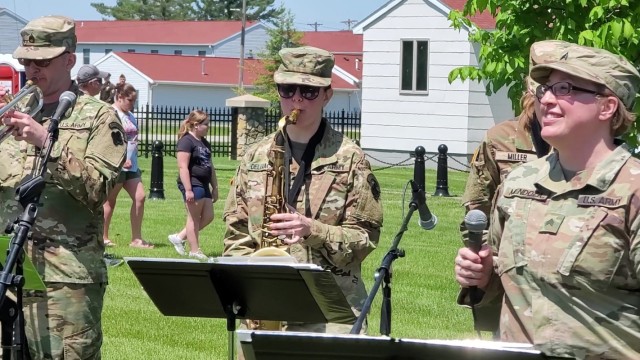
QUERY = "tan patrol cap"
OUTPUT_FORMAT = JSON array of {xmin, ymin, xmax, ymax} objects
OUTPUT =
[
  {"xmin": 530, "ymin": 43, "xmax": 640, "ymax": 109},
  {"xmin": 527, "ymin": 40, "xmax": 573, "ymax": 92},
  {"xmin": 274, "ymin": 46, "xmax": 334, "ymax": 87},
  {"xmin": 13, "ymin": 15, "xmax": 76, "ymax": 60}
]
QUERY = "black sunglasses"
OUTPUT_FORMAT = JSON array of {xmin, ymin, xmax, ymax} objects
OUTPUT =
[
  {"xmin": 535, "ymin": 81, "xmax": 601, "ymax": 101},
  {"xmin": 18, "ymin": 51, "xmax": 69, "ymax": 68},
  {"xmin": 277, "ymin": 84, "xmax": 326, "ymax": 100}
]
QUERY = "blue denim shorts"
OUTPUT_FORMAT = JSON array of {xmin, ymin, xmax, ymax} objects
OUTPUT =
[{"xmin": 177, "ymin": 183, "xmax": 212, "ymax": 202}]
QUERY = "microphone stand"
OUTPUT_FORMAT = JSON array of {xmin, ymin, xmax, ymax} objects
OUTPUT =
[
  {"xmin": 0, "ymin": 118, "xmax": 62, "ymax": 359},
  {"xmin": 350, "ymin": 179, "xmax": 425, "ymax": 336}
]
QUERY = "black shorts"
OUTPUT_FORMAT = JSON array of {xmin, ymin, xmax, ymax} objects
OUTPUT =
[
  {"xmin": 116, "ymin": 169, "xmax": 141, "ymax": 184},
  {"xmin": 177, "ymin": 183, "xmax": 212, "ymax": 201}
]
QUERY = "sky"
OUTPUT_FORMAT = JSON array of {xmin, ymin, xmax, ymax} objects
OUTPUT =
[{"xmin": 0, "ymin": 0, "xmax": 390, "ymax": 31}]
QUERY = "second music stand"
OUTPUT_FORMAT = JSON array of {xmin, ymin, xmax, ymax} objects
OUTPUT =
[{"xmin": 126, "ymin": 257, "xmax": 356, "ymax": 360}]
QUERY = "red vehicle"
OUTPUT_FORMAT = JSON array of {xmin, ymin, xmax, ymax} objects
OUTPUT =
[{"xmin": 0, "ymin": 55, "xmax": 25, "ymax": 95}]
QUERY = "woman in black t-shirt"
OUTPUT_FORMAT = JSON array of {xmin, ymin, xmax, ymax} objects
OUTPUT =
[{"xmin": 167, "ymin": 110, "xmax": 218, "ymax": 260}]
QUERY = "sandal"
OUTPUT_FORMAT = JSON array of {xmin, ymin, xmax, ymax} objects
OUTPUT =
[
  {"xmin": 129, "ymin": 239, "xmax": 155, "ymax": 249},
  {"xmin": 104, "ymin": 239, "xmax": 116, "ymax": 247}
]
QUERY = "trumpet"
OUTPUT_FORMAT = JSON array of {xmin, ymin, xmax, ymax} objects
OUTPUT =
[{"xmin": 0, "ymin": 80, "xmax": 44, "ymax": 143}]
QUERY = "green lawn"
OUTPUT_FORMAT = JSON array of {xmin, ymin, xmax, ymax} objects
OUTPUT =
[{"xmin": 101, "ymin": 155, "xmax": 475, "ymax": 359}]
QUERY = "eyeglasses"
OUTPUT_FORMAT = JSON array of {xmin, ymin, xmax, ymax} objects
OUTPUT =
[
  {"xmin": 277, "ymin": 84, "xmax": 325, "ymax": 100},
  {"xmin": 18, "ymin": 51, "xmax": 69, "ymax": 68},
  {"xmin": 91, "ymin": 78, "xmax": 103, "ymax": 85},
  {"xmin": 535, "ymin": 81, "xmax": 601, "ymax": 101}
]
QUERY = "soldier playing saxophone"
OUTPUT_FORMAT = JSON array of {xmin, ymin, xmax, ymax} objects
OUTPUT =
[{"xmin": 223, "ymin": 46, "xmax": 383, "ymax": 342}]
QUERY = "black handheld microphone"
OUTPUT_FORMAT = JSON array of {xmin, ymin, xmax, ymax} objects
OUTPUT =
[
  {"xmin": 413, "ymin": 146, "xmax": 437, "ymax": 230},
  {"xmin": 464, "ymin": 209, "xmax": 487, "ymax": 254},
  {"xmin": 48, "ymin": 91, "xmax": 77, "ymax": 130},
  {"xmin": 464, "ymin": 209, "xmax": 488, "ymax": 305}
]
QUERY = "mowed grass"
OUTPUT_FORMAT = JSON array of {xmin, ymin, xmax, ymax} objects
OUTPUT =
[{"xmin": 101, "ymin": 155, "xmax": 476, "ymax": 359}]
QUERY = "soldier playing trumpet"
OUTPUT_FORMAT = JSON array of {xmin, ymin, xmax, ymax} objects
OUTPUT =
[{"xmin": 0, "ymin": 15, "xmax": 125, "ymax": 359}]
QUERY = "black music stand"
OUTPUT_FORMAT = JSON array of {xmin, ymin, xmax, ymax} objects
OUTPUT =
[
  {"xmin": 125, "ymin": 257, "xmax": 356, "ymax": 360},
  {"xmin": 237, "ymin": 330, "xmax": 567, "ymax": 360}
]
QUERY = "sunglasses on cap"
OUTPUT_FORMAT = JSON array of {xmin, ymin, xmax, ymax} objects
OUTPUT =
[
  {"xmin": 17, "ymin": 51, "xmax": 69, "ymax": 68},
  {"xmin": 277, "ymin": 84, "xmax": 327, "ymax": 101}
]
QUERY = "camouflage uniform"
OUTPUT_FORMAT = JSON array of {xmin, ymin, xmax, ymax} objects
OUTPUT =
[
  {"xmin": 460, "ymin": 43, "xmax": 640, "ymax": 359},
  {"xmin": 1, "ymin": 16, "xmax": 126, "ymax": 359},
  {"xmin": 460, "ymin": 39, "xmax": 573, "ymax": 244},
  {"xmin": 459, "ymin": 119, "xmax": 539, "ymax": 331},
  {"xmin": 223, "ymin": 122, "xmax": 383, "ymax": 333},
  {"xmin": 461, "ymin": 119, "xmax": 539, "ymax": 237},
  {"xmin": 458, "ymin": 40, "xmax": 573, "ymax": 332},
  {"xmin": 99, "ymin": 80, "xmax": 115, "ymax": 104},
  {"xmin": 477, "ymin": 147, "xmax": 640, "ymax": 359}
]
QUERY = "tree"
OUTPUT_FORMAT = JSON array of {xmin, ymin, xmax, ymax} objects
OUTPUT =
[
  {"xmin": 91, "ymin": 0, "xmax": 194, "ymax": 20},
  {"xmin": 448, "ymin": 0, "xmax": 640, "ymax": 148},
  {"xmin": 91, "ymin": 0, "xmax": 284, "ymax": 22},
  {"xmin": 250, "ymin": 7, "xmax": 303, "ymax": 107},
  {"xmin": 192, "ymin": 0, "xmax": 284, "ymax": 22}
]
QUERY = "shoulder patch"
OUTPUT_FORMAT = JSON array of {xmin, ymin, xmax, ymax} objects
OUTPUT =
[
  {"xmin": 109, "ymin": 122, "xmax": 124, "ymax": 146},
  {"xmin": 367, "ymin": 173, "xmax": 381, "ymax": 201}
]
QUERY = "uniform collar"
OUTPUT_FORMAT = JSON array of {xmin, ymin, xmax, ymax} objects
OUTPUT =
[{"xmin": 535, "ymin": 146, "xmax": 631, "ymax": 195}]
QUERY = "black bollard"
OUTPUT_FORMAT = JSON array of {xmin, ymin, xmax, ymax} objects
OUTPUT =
[
  {"xmin": 148, "ymin": 140, "xmax": 165, "ymax": 200},
  {"xmin": 433, "ymin": 144, "xmax": 451, "ymax": 197}
]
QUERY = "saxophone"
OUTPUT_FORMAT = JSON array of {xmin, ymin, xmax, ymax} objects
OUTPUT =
[
  {"xmin": 259, "ymin": 108, "xmax": 300, "ymax": 251},
  {"xmin": 247, "ymin": 109, "xmax": 299, "ymax": 332}
]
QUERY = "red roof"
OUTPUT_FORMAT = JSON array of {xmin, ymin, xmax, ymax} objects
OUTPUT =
[
  {"xmin": 334, "ymin": 54, "xmax": 362, "ymax": 82},
  {"xmin": 301, "ymin": 31, "xmax": 363, "ymax": 53},
  {"xmin": 76, "ymin": 20, "xmax": 256, "ymax": 45},
  {"xmin": 113, "ymin": 52, "xmax": 357, "ymax": 89},
  {"xmin": 441, "ymin": 0, "xmax": 496, "ymax": 30}
]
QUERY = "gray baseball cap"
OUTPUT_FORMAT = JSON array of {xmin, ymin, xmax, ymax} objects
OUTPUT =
[{"xmin": 77, "ymin": 64, "xmax": 109, "ymax": 84}]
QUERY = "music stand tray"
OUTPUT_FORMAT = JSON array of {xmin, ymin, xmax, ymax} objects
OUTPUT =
[
  {"xmin": 125, "ymin": 257, "xmax": 355, "ymax": 324},
  {"xmin": 237, "ymin": 330, "xmax": 565, "ymax": 360}
]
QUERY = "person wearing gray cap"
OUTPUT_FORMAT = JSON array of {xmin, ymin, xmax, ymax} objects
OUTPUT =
[
  {"xmin": 455, "ymin": 42, "xmax": 640, "ymax": 359},
  {"xmin": 77, "ymin": 64, "xmax": 109, "ymax": 97}
]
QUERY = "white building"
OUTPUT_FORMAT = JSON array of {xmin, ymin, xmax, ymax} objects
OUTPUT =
[{"xmin": 354, "ymin": 0, "xmax": 513, "ymax": 166}]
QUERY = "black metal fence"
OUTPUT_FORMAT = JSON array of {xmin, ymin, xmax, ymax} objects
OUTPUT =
[{"xmin": 133, "ymin": 105, "xmax": 361, "ymax": 157}]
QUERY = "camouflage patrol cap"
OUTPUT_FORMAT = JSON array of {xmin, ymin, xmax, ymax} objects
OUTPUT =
[
  {"xmin": 274, "ymin": 46, "xmax": 334, "ymax": 87},
  {"xmin": 530, "ymin": 43, "xmax": 640, "ymax": 109},
  {"xmin": 526, "ymin": 40, "xmax": 573, "ymax": 92},
  {"xmin": 13, "ymin": 16, "xmax": 76, "ymax": 60}
]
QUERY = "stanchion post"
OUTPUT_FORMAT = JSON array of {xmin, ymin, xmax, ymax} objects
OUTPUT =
[
  {"xmin": 148, "ymin": 140, "xmax": 165, "ymax": 200},
  {"xmin": 433, "ymin": 144, "xmax": 451, "ymax": 197}
]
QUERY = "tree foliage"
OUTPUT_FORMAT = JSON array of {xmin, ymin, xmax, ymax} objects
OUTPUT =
[
  {"xmin": 250, "ymin": 7, "xmax": 303, "ymax": 107},
  {"xmin": 448, "ymin": 0, "xmax": 640, "ymax": 148},
  {"xmin": 91, "ymin": 0, "xmax": 193, "ymax": 20},
  {"xmin": 192, "ymin": 0, "xmax": 284, "ymax": 22},
  {"xmin": 91, "ymin": 0, "xmax": 284, "ymax": 22}
]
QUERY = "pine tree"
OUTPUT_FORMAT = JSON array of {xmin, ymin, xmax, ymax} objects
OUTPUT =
[
  {"xmin": 192, "ymin": 0, "xmax": 284, "ymax": 22},
  {"xmin": 91, "ymin": 0, "xmax": 283, "ymax": 22},
  {"xmin": 91, "ymin": 0, "xmax": 194, "ymax": 20}
]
